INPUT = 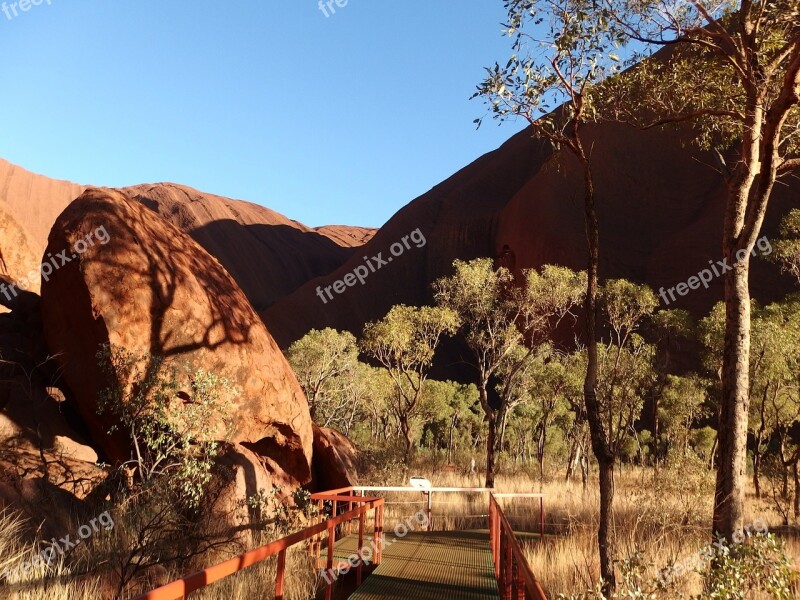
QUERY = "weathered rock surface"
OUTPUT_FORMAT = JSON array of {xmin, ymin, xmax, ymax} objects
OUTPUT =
[
  {"xmin": 0, "ymin": 308, "xmax": 105, "ymax": 500},
  {"xmin": 0, "ymin": 158, "xmax": 86, "ymax": 257},
  {"xmin": 204, "ymin": 442, "xmax": 301, "ymax": 540},
  {"xmin": 263, "ymin": 122, "xmax": 799, "ymax": 347},
  {"xmin": 40, "ymin": 188, "xmax": 314, "ymax": 484},
  {"xmin": 0, "ymin": 159, "xmax": 374, "ymax": 318},
  {"xmin": 122, "ymin": 183, "xmax": 373, "ymax": 311},
  {"xmin": 311, "ymin": 425, "xmax": 358, "ymax": 491}
]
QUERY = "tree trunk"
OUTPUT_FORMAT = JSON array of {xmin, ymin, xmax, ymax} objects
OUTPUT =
[
  {"xmin": 793, "ymin": 460, "xmax": 799, "ymax": 519},
  {"xmin": 486, "ymin": 413, "xmax": 497, "ymax": 488},
  {"xmin": 566, "ymin": 436, "xmax": 579, "ymax": 482},
  {"xmin": 598, "ymin": 458, "xmax": 615, "ymax": 590},
  {"xmin": 401, "ymin": 418, "xmax": 413, "ymax": 462},
  {"xmin": 537, "ymin": 425, "xmax": 547, "ymax": 487},
  {"xmin": 713, "ymin": 257, "xmax": 752, "ymax": 540},
  {"xmin": 753, "ymin": 449, "xmax": 761, "ymax": 499},
  {"xmin": 576, "ymin": 140, "xmax": 616, "ymax": 592}
]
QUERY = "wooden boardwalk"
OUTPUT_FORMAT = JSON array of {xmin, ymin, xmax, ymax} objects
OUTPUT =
[{"xmin": 333, "ymin": 530, "xmax": 500, "ymax": 600}]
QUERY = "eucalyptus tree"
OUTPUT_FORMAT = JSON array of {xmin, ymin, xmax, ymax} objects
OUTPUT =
[
  {"xmin": 286, "ymin": 328, "xmax": 359, "ymax": 421},
  {"xmin": 474, "ymin": 1, "xmax": 623, "ymax": 585},
  {"xmin": 434, "ymin": 259, "xmax": 584, "ymax": 488},
  {"xmin": 648, "ymin": 309, "xmax": 696, "ymax": 465},
  {"xmin": 361, "ymin": 305, "xmax": 460, "ymax": 461},
  {"xmin": 596, "ymin": 0, "xmax": 800, "ymax": 540},
  {"xmin": 658, "ymin": 374, "xmax": 709, "ymax": 460}
]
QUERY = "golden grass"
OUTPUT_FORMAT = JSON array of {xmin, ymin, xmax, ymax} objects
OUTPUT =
[
  {"xmin": 1, "ymin": 461, "xmax": 797, "ymax": 599},
  {"xmin": 372, "ymin": 464, "xmax": 800, "ymax": 598}
]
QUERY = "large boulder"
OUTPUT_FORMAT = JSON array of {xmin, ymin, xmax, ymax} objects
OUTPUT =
[
  {"xmin": 40, "ymin": 188, "xmax": 313, "ymax": 484},
  {"xmin": 311, "ymin": 425, "xmax": 358, "ymax": 491},
  {"xmin": 202, "ymin": 442, "xmax": 303, "ymax": 544}
]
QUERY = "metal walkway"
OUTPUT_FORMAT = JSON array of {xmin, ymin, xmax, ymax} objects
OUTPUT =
[{"xmin": 334, "ymin": 530, "xmax": 500, "ymax": 600}]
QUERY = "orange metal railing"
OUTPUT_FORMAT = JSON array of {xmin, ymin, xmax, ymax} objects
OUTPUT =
[
  {"xmin": 134, "ymin": 485, "xmax": 546, "ymax": 600},
  {"xmin": 489, "ymin": 493, "xmax": 547, "ymax": 600},
  {"xmin": 133, "ymin": 492, "xmax": 384, "ymax": 600}
]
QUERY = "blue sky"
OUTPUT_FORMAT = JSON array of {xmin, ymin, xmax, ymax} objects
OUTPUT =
[{"xmin": 0, "ymin": 0, "xmax": 527, "ymax": 228}]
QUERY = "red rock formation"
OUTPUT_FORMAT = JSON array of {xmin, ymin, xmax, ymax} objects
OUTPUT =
[
  {"xmin": 0, "ymin": 160, "xmax": 374, "ymax": 314},
  {"xmin": 263, "ymin": 123, "xmax": 798, "ymax": 347},
  {"xmin": 40, "ymin": 188, "xmax": 314, "ymax": 484},
  {"xmin": 0, "ymin": 203, "xmax": 44, "ymax": 299},
  {"xmin": 0, "ymin": 159, "xmax": 86, "ymax": 257},
  {"xmin": 314, "ymin": 225, "xmax": 376, "ymax": 247},
  {"xmin": 122, "ymin": 183, "xmax": 371, "ymax": 310},
  {"xmin": 311, "ymin": 424, "xmax": 358, "ymax": 491}
]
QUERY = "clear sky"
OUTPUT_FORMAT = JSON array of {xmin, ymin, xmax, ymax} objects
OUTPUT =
[{"xmin": 0, "ymin": 0, "xmax": 527, "ymax": 228}]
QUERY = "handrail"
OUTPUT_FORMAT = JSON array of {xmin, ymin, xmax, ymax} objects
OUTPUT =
[
  {"xmin": 489, "ymin": 494, "xmax": 548, "ymax": 600},
  {"xmin": 134, "ymin": 493, "xmax": 384, "ymax": 600},
  {"xmin": 134, "ymin": 486, "xmax": 547, "ymax": 600},
  {"xmin": 317, "ymin": 485, "xmax": 544, "ymax": 534}
]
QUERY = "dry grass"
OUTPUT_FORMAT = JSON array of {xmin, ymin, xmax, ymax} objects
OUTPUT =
[
  {"xmin": 2, "ymin": 460, "xmax": 798, "ymax": 599},
  {"xmin": 0, "ymin": 505, "xmax": 321, "ymax": 600},
  {"xmin": 368, "ymin": 462, "xmax": 800, "ymax": 598}
]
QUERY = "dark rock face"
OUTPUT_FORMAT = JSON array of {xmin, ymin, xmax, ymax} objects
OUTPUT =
[
  {"xmin": 122, "ymin": 183, "xmax": 373, "ymax": 311},
  {"xmin": 263, "ymin": 123, "xmax": 798, "ymax": 347},
  {"xmin": 311, "ymin": 424, "xmax": 358, "ymax": 492},
  {"xmin": 40, "ymin": 188, "xmax": 314, "ymax": 484}
]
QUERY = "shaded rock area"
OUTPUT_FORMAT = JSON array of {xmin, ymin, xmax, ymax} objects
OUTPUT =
[
  {"xmin": 122, "ymin": 183, "xmax": 373, "ymax": 312},
  {"xmin": 263, "ymin": 122, "xmax": 799, "ymax": 348},
  {"xmin": 0, "ymin": 300, "xmax": 106, "ymax": 534},
  {"xmin": 40, "ymin": 188, "xmax": 314, "ymax": 485},
  {"xmin": 202, "ymin": 442, "xmax": 303, "ymax": 544},
  {"xmin": 311, "ymin": 424, "xmax": 358, "ymax": 491}
]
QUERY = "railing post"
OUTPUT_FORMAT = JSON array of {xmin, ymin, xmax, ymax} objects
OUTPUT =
[
  {"xmin": 357, "ymin": 509, "xmax": 365, "ymax": 586},
  {"xmin": 539, "ymin": 495, "xmax": 544, "ymax": 539},
  {"xmin": 426, "ymin": 491, "xmax": 433, "ymax": 531},
  {"xmin": 275, "ymin": 549, "xmax": 286, "ymax": 600},
  {"xmin": 375, "ymin": 504, "xmax": 384, "ymax": 565},
  {"xmin": 325, "ymin": 521, "xmax": 336, "ymax": 600},
  {"xmin": 347, "ymin": 490, "xmax": 354, "ymax": 535},
  {"xmin": 504, "ymin": 527, "xmax": 513, "ymax": 600}
]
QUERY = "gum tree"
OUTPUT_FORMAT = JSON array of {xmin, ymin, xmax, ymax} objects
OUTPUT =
[
  {"xmin": 434, "ymin": 260, "xmax": 584, "ymax": 487},
  {"xmin": 286, "ymin": 328, "xmax": 359, "ymax": 421},
  {"xmin": 475, "ymin": 1, "xmax": 623, "ymax": 587},
  {"xmin": 597, "ymin": 0, "xmax": 800, "ymax": 540},
  {"xmin": 361, "ymin": 305, "xmax": 459, "ymax": 461}
]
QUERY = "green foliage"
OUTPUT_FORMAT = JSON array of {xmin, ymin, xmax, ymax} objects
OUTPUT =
[
  {"xmin": 691, "ymin": 426, "xmax": 718, "ymax": 462},
  {"xmin": 362, "ymin": 305, "xmax": 459, "ymax": 458},
  {"xmin": 362, "ymin": 305, "xmax": 459, "ymax": 373},
  {"xmin": 96, "ymin": 344, "xmax": 236, "ymax": 508},
  {"xmin": 474, "ymin": 0, "xmax": 624, "ymax": 146},
  {"xmin": 771, "ymin": 208, "xmax": 800, "ymax": 286},
  {"xmin": 658, "ymin": 375, "xmax": 709, "ymax": 459},
  {"xmin": 286, "ymin": 327, "xmax": 359, "ymax": 422},
  {"xmin": 602, "ymin": 279, "xmax": 658, "ymax": 347},
  {"xmin": 695, "ymin": 534, "xmax": 798, "ymax": 599},
  {"xmin": 596, "ymin": 1, "xmax": 800, "ymax": 158},
  {"xmin": 244, "ymin": 487, "xmax": 319, "ymax": 535}
]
